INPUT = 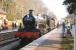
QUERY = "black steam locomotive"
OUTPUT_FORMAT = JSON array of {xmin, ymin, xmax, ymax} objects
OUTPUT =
[{"xmin": 15, "ymin": 10, "xmax": 41, "ymax": 47}]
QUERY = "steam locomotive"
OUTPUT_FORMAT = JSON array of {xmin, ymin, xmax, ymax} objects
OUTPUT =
[{"xmin": 15, "ymin": 10, "xmax": 41, "ymax": 47}]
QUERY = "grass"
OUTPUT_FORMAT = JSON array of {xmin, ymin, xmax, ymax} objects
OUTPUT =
[{"xmin": 60, "ymin": 34, "xmax": 74, "ymax": 50}]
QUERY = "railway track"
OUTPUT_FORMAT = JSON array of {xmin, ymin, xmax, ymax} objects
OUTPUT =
[
  {"xmin": 0, "ymin": 38, "xmax": 20, "ymax": 50},
  {"xmin": 0, "ymin": 29, "xmax": 21, "ymax": 50},
  {"xmin": 0, "ymin": 29, "xmax": 18, "ymax": 42}
]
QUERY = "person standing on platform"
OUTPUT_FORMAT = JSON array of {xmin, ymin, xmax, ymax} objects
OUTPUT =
[{"xmin": 62, "ymin": 22, "xmax": 66, "ymax": 38}]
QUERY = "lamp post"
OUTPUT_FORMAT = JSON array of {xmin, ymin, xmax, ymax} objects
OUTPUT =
[{"xmin": 74, "ymin": 9, "xmax": 76, "ymax": 50}]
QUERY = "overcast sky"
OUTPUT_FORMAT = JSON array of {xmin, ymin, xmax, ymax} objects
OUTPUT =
[{"xmin": 42, "ymin": 0, "xmax": 69, "ymax": 20}]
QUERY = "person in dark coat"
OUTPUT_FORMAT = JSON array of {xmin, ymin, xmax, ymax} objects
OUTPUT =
[{"xmin": 62, "ymin": 22, "xmax": 66, "ymax": 38}]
